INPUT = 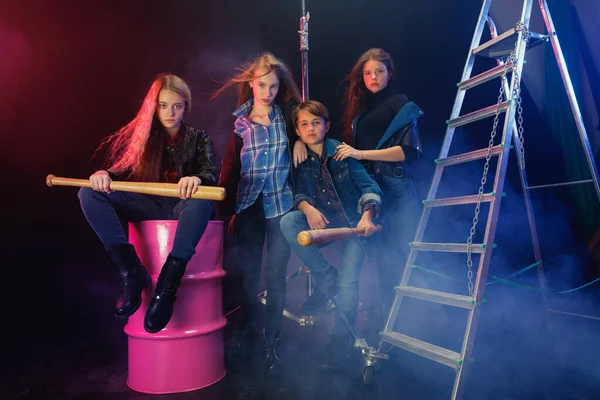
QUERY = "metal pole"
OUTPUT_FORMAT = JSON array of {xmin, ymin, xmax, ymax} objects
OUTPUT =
[
  {"xmin": 299, "ymin": 0, "xmax": 310, "ymax": 101},
  {"xmin": 299, "ymin": 0, "xmax": 311, "ymax": 295}
]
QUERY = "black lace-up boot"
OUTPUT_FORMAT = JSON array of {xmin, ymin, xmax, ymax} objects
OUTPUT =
[{"xmin": 105, "ymin": 243, "xmax": 151, "ymax": 318}]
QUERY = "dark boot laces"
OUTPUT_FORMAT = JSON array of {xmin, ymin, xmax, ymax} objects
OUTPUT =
[
  {"xmin": 118, "ymin": 268, "xmax": 144, "ymax": 289},
  {"xmin": 263, "ymin": 331, "xmax": 281, "ymax": 361}
]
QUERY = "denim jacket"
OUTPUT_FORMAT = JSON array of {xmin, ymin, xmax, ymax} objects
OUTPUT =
[
  {"xmin": 352, "ymin": 100, "xmax": 424, "ymax": 178},
  {"xmin": 294, "ymin": 138, "xmax": 383, "ymax": 226}
]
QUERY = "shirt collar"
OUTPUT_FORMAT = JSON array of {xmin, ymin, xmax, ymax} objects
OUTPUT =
[
  {"xmin": 233, "ymin": 98, "xmax": 281, "ymax": 120},
  {"xmin": 307, "ymin": 141, "xmax": 331, "ymax": 162}
]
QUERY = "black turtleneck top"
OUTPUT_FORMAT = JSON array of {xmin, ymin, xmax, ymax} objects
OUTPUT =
[{"xmin": 355, "ymin": 85, "xmax": 418, "ymax": 162}]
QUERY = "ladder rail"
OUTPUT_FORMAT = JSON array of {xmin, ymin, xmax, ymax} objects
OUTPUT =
[
  {"xmin": 538, "ymin": 0, "xmax": 600, "ymax": 202},
  {"xmin": 380, "ymin": 0, "xmax": 495, "ymax": 339},
  {"xmin": 510, "ymin": 129, "xmax": 551, "ymax": 304},
  {"xmin": 453, "ymin": 3, "xmax": 535, "ymax": 399}
]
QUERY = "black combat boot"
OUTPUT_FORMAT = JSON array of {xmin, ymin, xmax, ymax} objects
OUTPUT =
[
  {"xmin": 144, "ymin": 255, "xmax": 187, "ymax": 333},
  {"xmin": 263, "ymin": 328, "xmax": 283, "ymax": 377},
  {"xmin": 105, "ymin": 243, "xmax": 151, "ymax": 318}
]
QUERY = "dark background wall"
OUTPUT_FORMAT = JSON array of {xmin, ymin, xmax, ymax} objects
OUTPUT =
[{"xmin": 0, "ymin": 0, "xmax": 597, "ymax": 349}]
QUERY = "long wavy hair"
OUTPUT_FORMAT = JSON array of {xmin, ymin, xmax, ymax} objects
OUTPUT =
[
  {"xmin": 97, "ymin": 74, "xmax": 192, "ymax": 181},
  {"xmin": 211, "ymin": 52, "xmax": 302, "ymax": 108},
  {"xmin": 340, "ymin": 48, "xmax": 395, "ymax": 144}
]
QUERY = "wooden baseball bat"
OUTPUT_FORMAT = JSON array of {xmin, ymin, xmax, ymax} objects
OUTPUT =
[
  {"xmin": 46, "ymin": 174, "xmax": 226, "ymax": 201},
  {"xmin": 297, "ymin": 225, "xmax": 382, "ymax": 247}
]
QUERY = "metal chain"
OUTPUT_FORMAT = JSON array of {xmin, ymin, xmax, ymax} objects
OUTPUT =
[
  {"xmin": 465, "ymin": 22, "xmax": 530, "ymax": 296},
  {"xmin": 514, "ymin": 20, "xmax": 529, "ymax": 170},
  {"xmin": 514, "ymin": 70, "xmax": 526, "ymax": 169}
]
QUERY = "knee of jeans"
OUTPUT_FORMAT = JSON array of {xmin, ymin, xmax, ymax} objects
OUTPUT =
[
  {"xmin": 279, "ymin": 211, "xmax": 302, "ymax": 238},
  {"xmin": 266, "ymin": 275, "xmax": 287, "ymax": 290},
  {"xmin": 337, "ymin": 272, "xmax": 360, "ymax": 291},
  {"xmin": 78, "ymin": 187, "xmax": 101, "ymax": 203},
  {"xmin": 185, "ymin": 198, "xmax": 211, "ymax": 209},
  {"xmin": 183, "ymin": 199, "xmax": 213, "ymax": 217}
]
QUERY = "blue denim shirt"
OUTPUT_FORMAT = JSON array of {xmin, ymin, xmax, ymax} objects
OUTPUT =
[{"xmin": 294, "ymin": 138, "xmax": 383, "ymax": 226}]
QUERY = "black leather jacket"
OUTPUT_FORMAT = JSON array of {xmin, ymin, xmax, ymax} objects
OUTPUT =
[{"xmin": 108, "ymin": 122, "xmax": 217, "ymax": 185}]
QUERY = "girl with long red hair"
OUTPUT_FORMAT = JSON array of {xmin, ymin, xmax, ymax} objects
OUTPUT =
[{"xmin": 78, "ymin": 74, "xmax": 216, "ymax": 334}]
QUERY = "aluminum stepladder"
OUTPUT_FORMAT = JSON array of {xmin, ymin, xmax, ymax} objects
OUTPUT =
[{"xmin": 372, "ymin": 0, "xmax": 600, "ymax": 399}]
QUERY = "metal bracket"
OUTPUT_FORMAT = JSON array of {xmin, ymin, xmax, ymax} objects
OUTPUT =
[
  {"xmin": 355, "ymin": 338, "xmax": 390, "ymax": 368},
  {"xmin": 256, "ymin": 265, "xmax": 335, "ymax": 327},
  {"xmin": 299, "ymin": 12, "xmax": 310, "ymax": 51}
]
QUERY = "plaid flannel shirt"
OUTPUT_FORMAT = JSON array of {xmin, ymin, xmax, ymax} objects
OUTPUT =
[{"xmin": 233, "ymin": 99, "xmax": 293, "ymax": 218}]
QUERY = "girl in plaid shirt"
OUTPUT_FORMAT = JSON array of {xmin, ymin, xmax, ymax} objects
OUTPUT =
[{"xmin": 213, "ymin": 53, "xmax": 302, "ymax": 376}]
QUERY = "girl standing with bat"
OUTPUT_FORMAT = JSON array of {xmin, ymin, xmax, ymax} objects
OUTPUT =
[
  {"xmin": 280, "ymin": 100, "xmax": 383, "ymax": 369},
  {"xmin": 335, "ymin": 48, "xmax": 424, "ymax": 317},
  {"xmin": 78, "ymin": 74, "xmax": 216, "ymax": 333},
  {"xmin": 214, "ymin": 53, "xmax": 302, "ymax": 376}
]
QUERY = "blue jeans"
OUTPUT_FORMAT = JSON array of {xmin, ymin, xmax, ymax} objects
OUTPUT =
[
  {"xmin": 280, "ymin": 210, "xmax": 366, "ymax": 339},
  {"xmin": 78, "ymin": 188, "xmax": 212, "ymax": 262},
  {"xmin": 235, "ymin": 198, "xmax": 290, "ymax": 332},
  {"xmin": 375, "ymin": 176, "xmax": 421, "ymax": 314}
]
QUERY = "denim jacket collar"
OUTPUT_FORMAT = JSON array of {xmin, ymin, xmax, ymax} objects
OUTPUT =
[{"xmin": 351, "ymin": 101, "xmax": 424, "ymax": 149}]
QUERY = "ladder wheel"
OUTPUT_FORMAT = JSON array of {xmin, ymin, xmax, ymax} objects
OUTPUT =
[{"xmin": 362, "ymin": 365, "xmax": 375, "ymax": 384}]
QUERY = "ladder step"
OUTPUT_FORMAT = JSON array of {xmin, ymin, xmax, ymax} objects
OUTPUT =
[
  {"xmin": 473, "ymin": 27, "xmax": 547, "ymax": 58},
  {"xmin": 423, "ymin": 192, "xmax": 499, "ymax": 208},
  {"xmin": 447, "ymin": 101, "xmax": 509, "ymax": 127},
  {"xmin": 458, "ymin": 61, "xmax": 513, "ymax": 90},
  {"xmin": 409, "ymin": 242, "xmax": 493, "ymax": 253},
  {"xmin": 396, "ymin": 286, "xmax": 475, "ymax": 309},
  {"xmin": 435, "ymin": 145, "xmax": 504, "ymax": 167},
  {"xmin": 380, "ymin": 331, "xmax": 461, "ymax": 369}
]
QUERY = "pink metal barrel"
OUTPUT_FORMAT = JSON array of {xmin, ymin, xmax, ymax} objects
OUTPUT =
[{"xmin": 125, "ymin": 220, "xmax": 226, "ymax": 394}]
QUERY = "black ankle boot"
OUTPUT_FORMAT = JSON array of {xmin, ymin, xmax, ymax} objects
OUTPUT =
[
  {"xmin": 105, "ymin": 243, "xmax": 151, "ymax": 318},
  {"xmin": 263, "ymin": 329, "xmax": 283, "ymax": 377},
  {"xmin": 144, "ymin": 255, "xmax": 187, "ymax": 333},
  {"xmin": 302, "ymin": 267, "xmax": 338, "ymax": 315}
]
